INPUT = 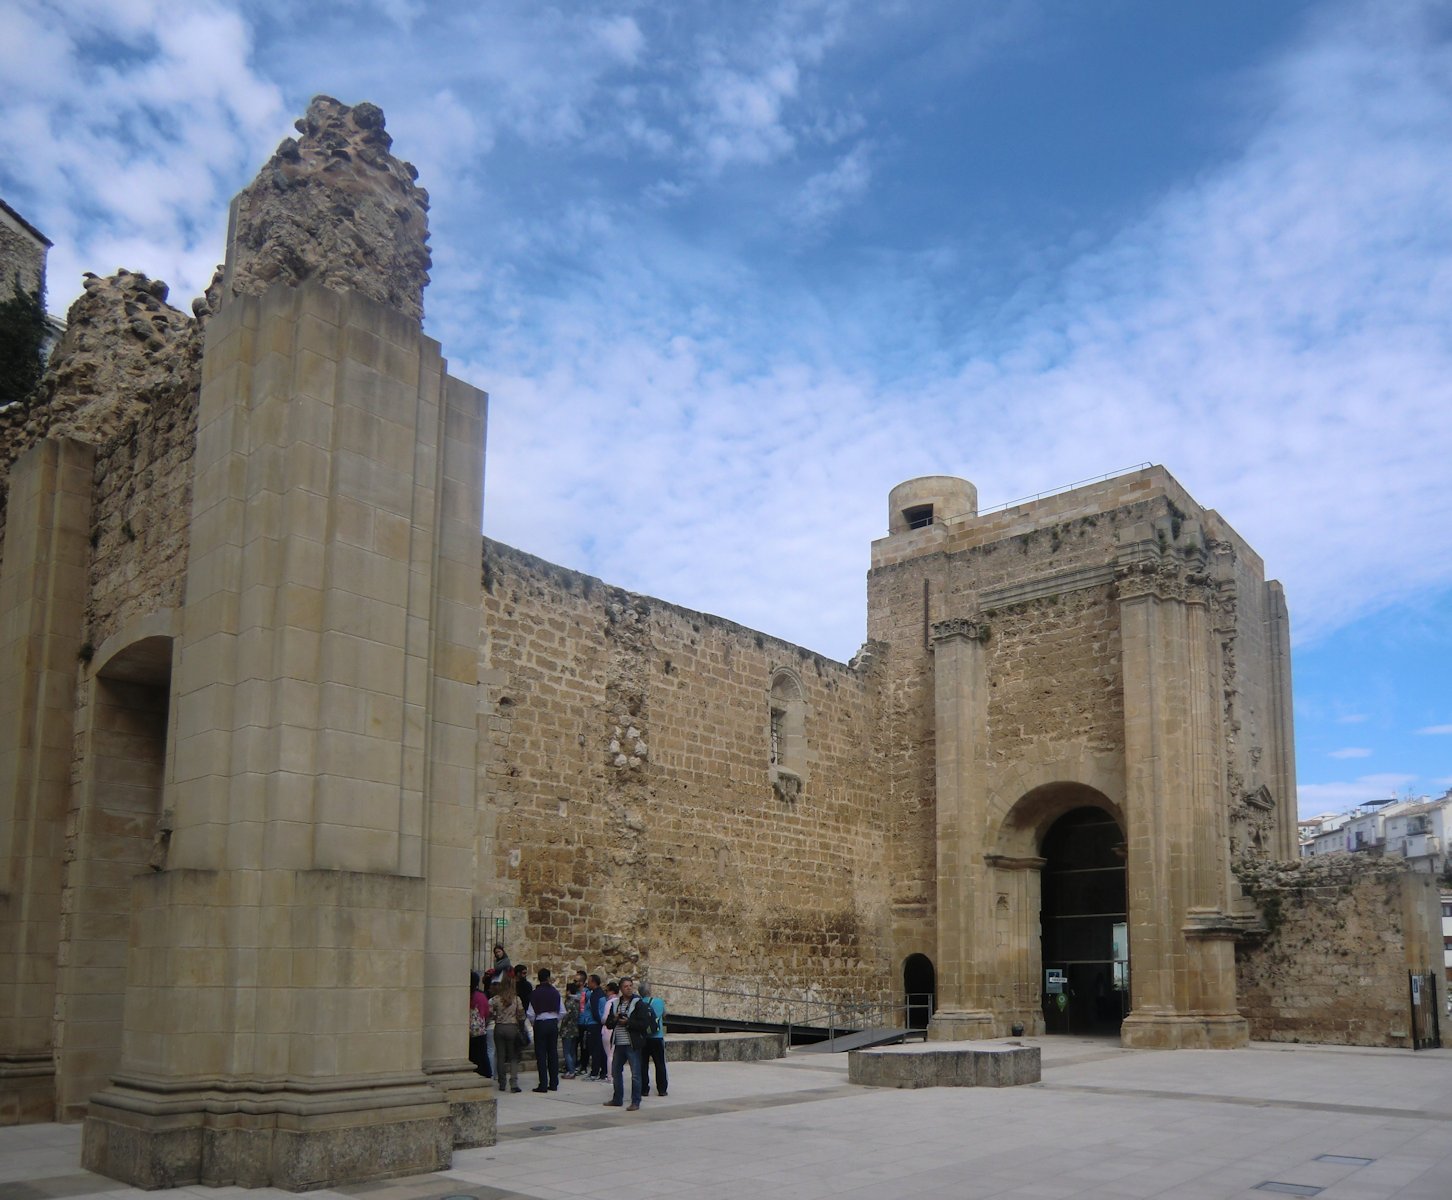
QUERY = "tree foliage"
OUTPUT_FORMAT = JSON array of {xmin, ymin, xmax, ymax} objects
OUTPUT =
[{"xmin": 0, "ymin": 279, "xmax": 48, "ymax": 405}]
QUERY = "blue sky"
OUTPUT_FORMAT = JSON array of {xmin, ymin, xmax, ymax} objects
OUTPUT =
[{"xmin": 3, "ymin": 0, "xmax": 1449, "ymax": 815}]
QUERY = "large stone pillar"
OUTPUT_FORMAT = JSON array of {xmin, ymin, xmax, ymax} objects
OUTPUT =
[
  {"xmin": 0, "ymin": 438, "xmax": 94, "ymax": 1123},
  {"xmin": 1264, "ymin": 582, "xmax": 1299, "ymax": 862},
  {"xmin": 926, "ymin": 616, "xmax": 997, "ymax": 1041},
  {"xmin": 1116, "ymin": 543, "xmax": 1247, "ymax": 1049},
  {"xmin": 81, "ymin": 281, "xmax": 492, "ymax": 1189}
]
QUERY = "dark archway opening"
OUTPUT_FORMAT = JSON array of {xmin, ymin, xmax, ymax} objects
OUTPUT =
[
  {"xmin": 1040, "ymin": 807, "xmax": 1128, "ymax": 1036},
  {"xmin": 903, "ymin": 954, "xmax": 935, "ymax": 1031}
]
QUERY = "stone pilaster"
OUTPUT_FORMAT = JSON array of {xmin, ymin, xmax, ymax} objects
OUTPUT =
[
  {"xmin": 0, "ymin": 438, "xmax": 94, "ymax": 1123},
  {"xmin": 926, "ymin": 617, "xmax": 996, "ymax": 1041},
  {"xmin": 1116, "ymin": 554, "xmax": 1247, "ymax": 1049},
  {"xmin": 1264, "ymin": 582, "xmax": 1298, "ymax": 862},
  {"xmin": 81, "ymin": 281, "xmax": 492, "ymax": 1189}
]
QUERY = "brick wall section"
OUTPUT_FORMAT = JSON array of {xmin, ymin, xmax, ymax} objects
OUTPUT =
[
  {"xmin": 481, "ymin": 539, "xmax": 892, "ymax": 1011},
  {"xmin": 1235, "ymin": 856, "xmax": 1447, "ymax": 1046}
]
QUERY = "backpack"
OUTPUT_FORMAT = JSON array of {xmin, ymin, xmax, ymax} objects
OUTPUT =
[{"xmin": 626, "ymin": 995, "xmax": 657, "ymax": 1039}]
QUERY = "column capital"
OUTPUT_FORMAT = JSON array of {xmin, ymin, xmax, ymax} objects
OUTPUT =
[
  {"xmin": 1113, "ymin": 559, "xmax": 1212, "ymax": 605},
  {"xmin": 930, "ymin": 616, "xmax": 991, "ymax": 646}
]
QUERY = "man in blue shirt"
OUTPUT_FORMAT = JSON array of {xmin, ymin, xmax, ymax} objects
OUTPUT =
[{"xmin": 580, "ymin": 973, "xmax": 606, "ymax": 1080}]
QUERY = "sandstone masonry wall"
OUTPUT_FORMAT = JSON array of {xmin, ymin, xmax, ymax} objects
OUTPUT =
[
  {"xmin": 480, "ymin": 540, "xmax": 892, "ymax": 1012},
  {"xmin": 1235, "ymin": 856, "xmax": 1447, "ymax": 1046},
  {"xmin": 83, "ymin": 382, "xmax": 196, "ymax": 651}
]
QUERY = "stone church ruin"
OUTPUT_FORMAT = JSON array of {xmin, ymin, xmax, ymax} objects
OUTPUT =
[{"xmin": 1, "ymin": 97, "xmax": 1444, "ymax": 1189}]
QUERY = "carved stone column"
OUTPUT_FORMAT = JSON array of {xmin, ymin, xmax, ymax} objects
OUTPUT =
[
  {"xmin": 1116, "ymin": 551, "xmax": 1247, "ymax": 1049},
  {"xmin": 926, "ymin": 616, "xmax": 997, "ymax": 1041}
]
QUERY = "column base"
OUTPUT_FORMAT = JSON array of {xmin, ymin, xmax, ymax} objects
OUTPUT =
[
  {"xmin": 926, "ymin": 1009, "xmax": 998, "ymax": 1041},
  {"xmin": 424, "ymin": 1060, "xmax": 496, "ymax": 1149},
  {"xmin": 1120, "ymin": 1012, "xmax": 1249, "ymax": 1050},
  {"xmin": 82, "ymin": 1076, "xmax": 455, "ymax": 1191},
  {"xmin": 0, "ymin": 1052, "xmax": 56, "ymax": 1125}
]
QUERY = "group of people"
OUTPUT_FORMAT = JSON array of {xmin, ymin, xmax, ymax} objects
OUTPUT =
[{"xmin": 469, "ymin": 944, "xmax": 668, "ymax": 1112}]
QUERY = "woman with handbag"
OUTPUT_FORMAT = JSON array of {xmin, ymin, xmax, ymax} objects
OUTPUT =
[
  {"xmin": 468, "ymin": 971, "xmax": 491, "ymax": 1078},
  {"xmin": 491, "ymin": 976, "xmax": 525, "ymax": 1093}
]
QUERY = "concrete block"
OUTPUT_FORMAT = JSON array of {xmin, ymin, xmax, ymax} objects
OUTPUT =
[{"xmin": 847, "ymin": 1041, "xmax": 1040, "ymax": 1088}]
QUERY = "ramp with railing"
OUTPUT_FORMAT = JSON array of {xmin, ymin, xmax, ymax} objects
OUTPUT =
[{"xmin": 644, "ymin": 971, "xmax": 932, "ymax": 1051}]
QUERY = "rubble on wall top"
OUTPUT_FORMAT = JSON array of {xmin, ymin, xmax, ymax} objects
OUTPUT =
[{"xmin": 222, "ymin": 94, "xmax": 432, "ymax": 322}]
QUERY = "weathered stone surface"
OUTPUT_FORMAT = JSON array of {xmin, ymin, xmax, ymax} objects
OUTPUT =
[
  {"xmin": 223, "ymin": 95, "xmax": 430, "ymax": 321},
  {"xmin": 848, "ymin": 1041, "xmax": 1041, "ymax": 1088},
  {"xmin": 0, "ymin": 269, "xmax": 198, "ymax": 476},
  {"xmin": 1235, "ymin": 854, "xmax": 1444, "ymax": 1047}
]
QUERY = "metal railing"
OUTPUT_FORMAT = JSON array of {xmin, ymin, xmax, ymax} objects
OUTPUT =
[
  {"xmin": 977, "ymin": 463, "xmax": 1154, "ymax": 516},
  {"xmin": 641, "ymin": 969, "xmax": 934, "ymax": 1047}
]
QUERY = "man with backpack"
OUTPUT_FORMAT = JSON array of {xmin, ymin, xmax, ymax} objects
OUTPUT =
[
  {"xmin": 581, "ymin": 973, "xmax": 606, "ymax": 1080},
  {"xmin": 638, "ymin": 980, "xmax": 667, "ymax": 1098},
  {"xmin": 603, "ymin": 975, "xmax": 651, "ymax": 1111}
]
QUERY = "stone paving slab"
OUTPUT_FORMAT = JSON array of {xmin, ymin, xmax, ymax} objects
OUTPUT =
[{"xmin": 3, "ymin": 1040, "xmax": 1452, "ymax": 1200}]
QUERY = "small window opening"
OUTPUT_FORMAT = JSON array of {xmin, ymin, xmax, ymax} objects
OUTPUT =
[
  {"xmin": 769, "ymin": 707, "xmax": 784, "ymax": 766},
  {"xmin": 903, "ymin": 504, "xmax": 934, "ymax": 530}
]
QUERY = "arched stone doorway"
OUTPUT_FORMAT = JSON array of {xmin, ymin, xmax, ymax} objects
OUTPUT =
[
  {"xmin": 55, "ymin": 621, "xmax": 175, "ymax": 1118},
  {"xmin": 903, "ymin": 954, "xmax": 935, "ymax": 1031},
  {"xmin": 1039, "ymin": 806, "xmax": 1128, "ymax": 1036}
]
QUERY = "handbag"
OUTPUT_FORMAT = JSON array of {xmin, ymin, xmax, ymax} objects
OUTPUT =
[{"xmin": 469, "ymin": 1006, "xmax": 487, "ymax": 1037}]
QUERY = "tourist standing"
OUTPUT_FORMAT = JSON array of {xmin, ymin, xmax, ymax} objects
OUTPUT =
[
  {"xmin": 486, "ymin": 943, "xmax": 511, "ymax": 986},
  {"xmin": 528, "ymin": 968, "xmax": 565, "ymax": 1091},
  {"xmin": 491, "ymin": 976, "xmax": 525, "ymax": 1093},
  {"xmin": 581, "ymin": 973, "xmax": 606, "ymax": 1080},
  {"xmin": 600, "ymin": 981, "xmax": 620, "ymax": 1079},
  {"xmin": 604, "ymin": 976, "xmax": 644, "ymax": 1111},
  {"xmin": 468, "ymin": 971, "xmax": 491, "ymax": 1078},
  {"xmin": 638, "ymin": 980, "xmax": 667, "ymax": 1097},
  {"xmin": 562, "ymin": 980, "xmax": 581, "ymax": 1078}
]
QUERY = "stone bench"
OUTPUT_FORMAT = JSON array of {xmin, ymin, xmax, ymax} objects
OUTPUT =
[{"xmin": 848, "ymin": 1040, "xmax": 1040, "ymax": 1088}]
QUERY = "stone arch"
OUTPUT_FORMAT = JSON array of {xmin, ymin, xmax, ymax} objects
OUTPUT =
[
  {"xmin": 992, "ymin": 779, "xmax": 1125, "ymax": 861},
  {"xmin": 983, "ymin": 777, "xmax": 1125, "ymax": 1037},
  {"xmin": 55, "ymin": 611, "xmax": 177, "ymax": 1118},
  {"xmin": 767, "ymin": 666, "xmax": 807, "ymax": 801}
]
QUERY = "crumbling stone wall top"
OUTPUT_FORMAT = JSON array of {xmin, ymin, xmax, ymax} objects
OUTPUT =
[
  {"xmin": 0, "ymin": 269, "xmax": 198, "ymax": 476},
  {"xmin": 222, "ymin": 95, "xmax": 431, "ymax": 322}
]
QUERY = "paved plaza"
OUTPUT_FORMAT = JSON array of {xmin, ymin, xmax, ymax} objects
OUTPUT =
[{"xmin": 3, "ymin": 1037, "xmax": 1450, "ymax": 1200}]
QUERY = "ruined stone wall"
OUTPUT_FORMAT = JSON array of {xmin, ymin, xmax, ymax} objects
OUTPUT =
[
  {"xmin": 480, "ymin": 539, "xmax": 892, "ymax": 1012},
  {"xmin": 84, "ymin": 380, "xmax": 196, "ymax": 651},
  {"xmin": 1235, "ymin": 856, "xmax": 1448, "ymax": 1046}
]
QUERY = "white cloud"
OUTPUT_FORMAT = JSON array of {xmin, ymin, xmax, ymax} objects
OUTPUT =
[
  {"xmin": 1298, "ymin": 773, "xmax": 1418, "ymax": 817},
  {"xmin": 0, "ymin": 0, "xmax": 285, "ymax": 309},
  {"xmin": 594, "ymin": 15, "xmax": 645, "ymax": 65},
  {"xmin": 1329, "ymin": 748, "xmax": 1372, "ymax": 759},
  {"xmin": 1417, "ymin": 724, "xmax": 1452, "ymax": 735},
  {"xmin": 791, "ymin": 141, "xmax": 871, "ymax": 234},
  {"xmin": 1336, "ymin": 713, "xmax": 1370, "ymax": 724}
]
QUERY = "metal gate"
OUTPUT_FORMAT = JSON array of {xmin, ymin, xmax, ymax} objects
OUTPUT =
[
  {"xmin": 472, "ymin": 909, "xmax": 514, "ymax": 971},
  {"xmin": 1409, "ymin": 970, "xmax": 1441, "ymax": 1051}
]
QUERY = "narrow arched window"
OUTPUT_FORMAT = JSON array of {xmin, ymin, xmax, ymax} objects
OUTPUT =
[{"xmin": 768, "ymin": 668, "xmax": 806, "ymax": 802}]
